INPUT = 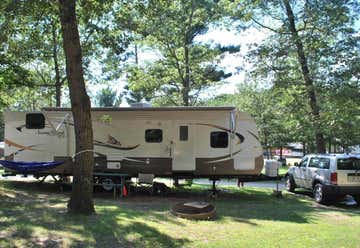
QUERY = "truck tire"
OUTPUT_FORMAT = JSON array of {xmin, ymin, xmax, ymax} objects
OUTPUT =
[
  {"xmin": 285, "ymin": 175, "xmax": 296, "ymax": 192},
  {"xmin": 313, "ymin": 183, "xmax": 329, "ymax": 205}
]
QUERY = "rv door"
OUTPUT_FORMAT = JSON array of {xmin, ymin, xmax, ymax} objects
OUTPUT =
[{"xmin": 172, "ymin": 123, "xmax": 195, "ymax": 171}]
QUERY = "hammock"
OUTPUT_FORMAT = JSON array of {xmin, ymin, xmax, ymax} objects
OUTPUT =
[{"xmin": 0, "ymin": 160, "xmax": 64, "ymax": 173}]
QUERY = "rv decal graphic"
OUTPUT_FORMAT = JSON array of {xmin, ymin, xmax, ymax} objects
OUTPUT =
[
  {"xmin": 247, "ymin": 130, "xmax": 259, "ymax": 142},
  {"xmin": 16, "ymin": 124, "xmax": 26, "ymax": 132},
  {"xmin": 4, "ymin": 139, "xmax": 42, "ymax": 152},
  {"xmin": 4, "ymin": 139, "xmax": 44, "ymax": 157},
  {"xmin": 94, "ymin": 140, "xmax": 140, "ymax": 151},
  {"xmin": 107, "ymin": 135, "xmax": 122, "ymax": 146},
  {"xmin": 189, "ymin": 123, "xmax": 245, "ymax": 144}
]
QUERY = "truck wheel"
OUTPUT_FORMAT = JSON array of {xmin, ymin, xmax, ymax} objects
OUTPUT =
[
  {"xmin": 313, "ymin": 184, "xmax": 329, "ymax": 205},
  {"xmin": 285, "ymin": 175, "xmax": 295, "ymax": 192}
]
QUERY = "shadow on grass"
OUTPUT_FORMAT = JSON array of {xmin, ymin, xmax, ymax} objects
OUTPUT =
[
  {"xmin": 0, "ymin": 181, "xmax": 189, "ymax": 247},
  {"xmin": 167, "ymin": 183, "xmax": 360, "ymax": 223},
  {"xmin": 1, "ymin": 180, "xmax": 359, "ymax": 247}
]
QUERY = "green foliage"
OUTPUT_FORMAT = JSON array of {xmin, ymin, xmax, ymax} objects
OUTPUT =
[
  {"xmin": 0, "ymin": 0, "xmax": 132, "ymax": 110},
  {"xmin": 121, "ymin": 0, "xmax": 235, "ymax": 106},
  {"xmin": 99, "ymin": 114, "xmax": 113, "ymax": 124},
  {"xmin": 96, "ymin": 87, "xmax": 122, "ymax": 107},
  {"xmin": 123, "ymin": 84, "xmax": 151, "ymax": 105},
  {"xmin": 230, "ymin": 0, "xmax": 360, "ymax": 151}
]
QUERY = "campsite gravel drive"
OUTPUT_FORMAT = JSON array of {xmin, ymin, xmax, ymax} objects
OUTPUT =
[{"xmin": 0, "ymin": 174, "xmax": 285, "ymax": 189}]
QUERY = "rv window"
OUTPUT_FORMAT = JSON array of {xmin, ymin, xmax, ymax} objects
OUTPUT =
[
  {"xmin": 179, "ymin": 126, "xmax": 188, "ymax": 141},
  {"xmin": 145, "ymin": 129, "xmax": 163, "ymax": 143},
  {"xmin": 26, "ymin": 113, "xmax": 45, "ymax": 129},
  {"xmin": 211, "ymin": 131, "xmax": 228, "ymax": 148}
]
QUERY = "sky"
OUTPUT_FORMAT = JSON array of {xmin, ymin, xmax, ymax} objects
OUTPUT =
[
  {"xmin": 195, "ymin": 27, "xmax": 269, "ymax": 97},
  {"xmin": 89, "ymin": 26, "xmax": 269, "ymax": 106}
]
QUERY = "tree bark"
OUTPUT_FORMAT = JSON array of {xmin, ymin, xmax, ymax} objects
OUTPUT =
[
  {"xmin": 302, "ymin": 142, "xmax": 306, "ymax": 155},
  {"xmin": 182, "ymin": 3, "xmax": 195, "ymax": 107},
  {"xmin": 283, "ymin": 0, "xmax": 326, "ymax": 153},
  {"xmin": 52, "ymin": 20, "xmax": 62, "ymax": 107},
  {"xmin": 134, "ymin": 43, "xmax": 138, "ymax": 65},
  {"xmin": 58, "ymin": 0, "xmax": 95, "ymax": 215},
  {"xmin": 183, "ymin": 44, "xmax": 190, "ymax": 106}
]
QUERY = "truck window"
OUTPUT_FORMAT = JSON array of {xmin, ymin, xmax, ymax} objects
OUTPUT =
[
  {"xmin": 299, "ymin": 157, "xmax": 308, "ymax": 167},
  {"xmin": 309, "ymin": 158, "xmax": 319, "ymax": 168},
  {"xmin": 211, "ymin": 131, "xmax": 228, "ymax": 148},
  {"xmin": 337, "ymin": 158, "xmax": 360, "ymax": 170},
  {"xmin": 318, "ymin": 158, "xmax": 330, "ymax": 169},
  {"xmin": 145, "ymin": 129, "xmax": 162, "ymax": 143},
  {"xmin": 309, "ymin": 157, "xmax": 330, "ymax": 169}
]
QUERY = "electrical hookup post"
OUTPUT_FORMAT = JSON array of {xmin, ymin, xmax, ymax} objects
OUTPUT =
[{"xmin": 273, "ymin": 164, "xmax": 282, "ymax": 198}]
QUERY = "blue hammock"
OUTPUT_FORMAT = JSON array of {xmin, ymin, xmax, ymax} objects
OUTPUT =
[{"xmin": 0, "ymin": 160, "xmax": 64, "ymax": 173}]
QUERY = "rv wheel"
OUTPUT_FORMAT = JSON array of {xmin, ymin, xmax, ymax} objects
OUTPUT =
[{"xmin": 101, "ymin": 178, "xmax": 115, "ymax": 191}]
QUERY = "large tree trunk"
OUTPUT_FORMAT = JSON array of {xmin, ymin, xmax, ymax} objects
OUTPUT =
[
  {"xmin": 58, "ymin": 0, "xmax": 95, "ymax": 215},
  {"xmin": 182, "ymin": 4, "xmax": 195, "ymax": 107},
  {"xmin": 52, "ymin": 20, "xmax": 62, "ymax": 107},
  {"xmin": 284, "ymin": 0, "xmax": 326, "ymax": 153}
]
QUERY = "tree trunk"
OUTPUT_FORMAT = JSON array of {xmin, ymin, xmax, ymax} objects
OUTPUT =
[
  {"xmin": 52, "ymin": 20, "xmax": 62, "ymax": 107},
  {"xmin": 58, "ymin": 0, "xmax": 95, "ymax": 215},
  {"xmin": 302, "ymin": 142, "xmax": 306, "ymax": 155},
  {"xmin": 283, "ymin": 0, "xmax": 326, "ymax": 153},
  {"xmin": 182, "ymin": 2, "xmax": 195, "ymax": 107},
  {"xmin": 134, "ymin": 43, "xmax": 139, "ymax": 65},
  {"xmin": 264, "ymin": 132, "xmax": 270, "ymax": 159},
  {"xmin": 183, "ymin": 44, "xmax": 190, "ymax": 106}
]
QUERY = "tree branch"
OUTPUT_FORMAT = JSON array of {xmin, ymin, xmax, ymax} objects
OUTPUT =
[{"xmin": 251, "ymin": 17, "xmax": 291, "ymax": 35}]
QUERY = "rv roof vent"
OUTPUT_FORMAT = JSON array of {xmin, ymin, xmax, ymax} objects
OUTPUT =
[{"xmin": 130, "ymin": 103, "xmax": 152, "ymax": 108}]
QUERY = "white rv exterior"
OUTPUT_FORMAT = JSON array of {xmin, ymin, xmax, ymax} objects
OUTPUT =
[{"xmin": 3, "ymin": 107, "xmax": 263, "ymax": 179}]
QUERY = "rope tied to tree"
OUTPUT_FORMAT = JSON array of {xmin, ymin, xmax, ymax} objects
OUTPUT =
[{"xmin": 71, "ymin": 150, "xmax": 94, "ymax": 161}]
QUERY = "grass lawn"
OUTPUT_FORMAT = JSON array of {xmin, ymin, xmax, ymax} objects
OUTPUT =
[
  {"xmin": 261, "ymin": 166, "xmax": 289, "ymax": 177},
  {"xmin": 278, "ymin": 166, "xmax": 289, "ymax": 176},
  {"xmin": 1, "ymin": 180, "xmax": 360, "ymax": 248}
]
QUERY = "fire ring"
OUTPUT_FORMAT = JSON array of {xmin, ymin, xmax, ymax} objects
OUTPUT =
[{"xmin": 170, "ymin": 202, "xmax": 216, "ymax": 220}]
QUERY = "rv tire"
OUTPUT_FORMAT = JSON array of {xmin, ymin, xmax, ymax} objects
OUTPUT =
[{"xmin": 101, "ymin": 177, "xmax": 115, "ymax": 191}]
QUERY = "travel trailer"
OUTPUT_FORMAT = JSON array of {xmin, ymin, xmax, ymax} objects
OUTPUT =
[{"xmin": 1, "ymin": 107, "xmax": 264, "ymax": 183}]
